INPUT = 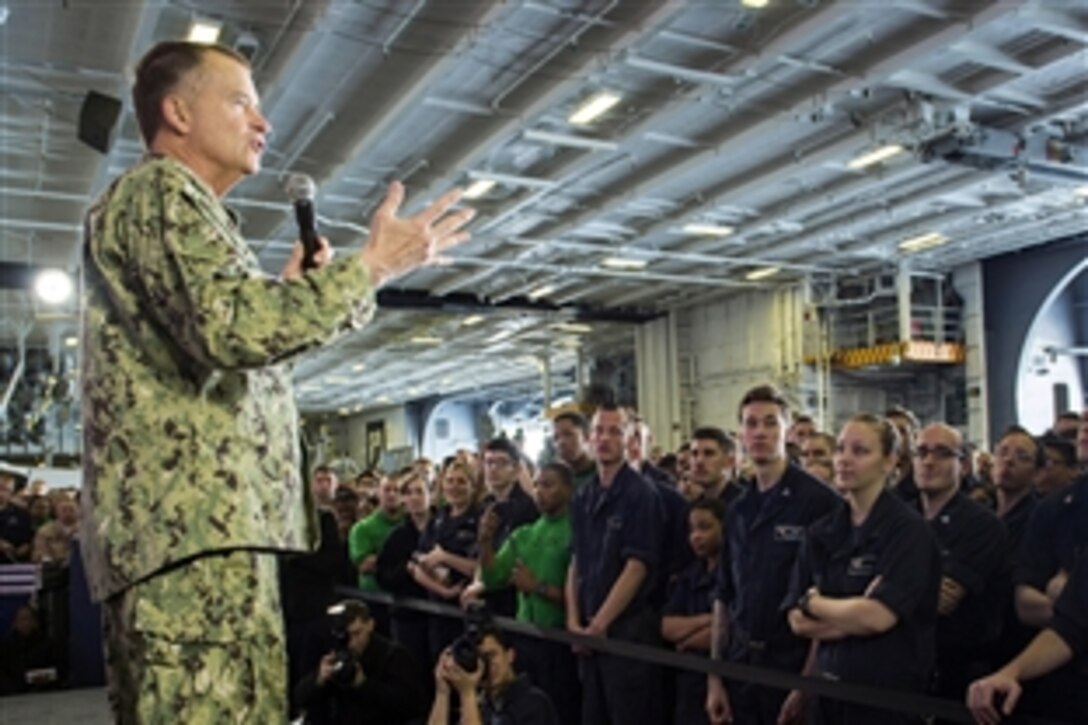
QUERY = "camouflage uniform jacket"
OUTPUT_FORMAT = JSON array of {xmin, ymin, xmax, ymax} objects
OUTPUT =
[{"xmin": 80, "ymin": 155, "xmax": 375, "ymax": 601}]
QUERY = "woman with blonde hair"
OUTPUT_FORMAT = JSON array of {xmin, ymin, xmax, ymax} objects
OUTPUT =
[{"xmin": 786, "ymin": 414, "xmax": 941, "ymax": 724}]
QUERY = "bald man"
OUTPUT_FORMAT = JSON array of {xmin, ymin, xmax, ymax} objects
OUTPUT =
[{"xmin": 914, "ymin": 423, "xmax": 1009, "ymax": 702}]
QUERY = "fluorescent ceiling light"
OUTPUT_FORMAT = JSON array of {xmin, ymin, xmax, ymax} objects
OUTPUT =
[
  {"xmin": 187, "ymin": 19, "xmax": 222, "ymax": 44},
  {"xmin": 745, "ymin": 266, "xmax": 780, "ymax": 281},
  {"xmin": 848, "ymin": 144, "xmax": 905, "ymax": 170},
  {"xmin": 410, "ymin": 336, "xmax": 444, "ymax": 345},
  {"xmin": 462, "ymin": 314, "xmax": 485, "ymax": 326},
  {"xmin": 569, "ymin": 91, "xmax": 622, "ymax": 126},
  {"xmin": 523, "ymin": 129, "xmax": 619, "ymax": 152},
  {"xmin": 601, "ymin": 257, "xmax": 648, "ymax": 270},
  {"xmin": 462, "ymin": 179, "xmax": 496, "ymax": 199},
  {"xmin": 34, "ymin": 269, "xmax": 73, "ymax": 304},
  {"xmin": 527, "ymin": 283, "xmax": 557, "ymax": 300},
  {"xmin": 64, "ymin": 335, "xmax": 79, "ymax": 348},
  {"xmin": 683, "ymin": 223, "xmax": 734, "ymax": 237},
  {"xmin": 898, "ymin": 231, "xmax": 949, "ymax": 253},
  {"xmin": 741, "ymin": 0, "xmax": 769, "ymax": 8},
  {"xmin": 351, "ymin": 363, "xmax": 366, "ymax": 372},
  {"xmin": 485, "ymin": 328, "xmax": 516, "ymax": 344}
]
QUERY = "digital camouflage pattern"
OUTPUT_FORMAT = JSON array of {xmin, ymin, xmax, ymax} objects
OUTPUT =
[
  {"xmin": 80, "ymin": 155, "xmax": 376, "ymax": 601},
  {"xmin": 104, "ymin": 551, "xmax": 284, "ymax": 724}
]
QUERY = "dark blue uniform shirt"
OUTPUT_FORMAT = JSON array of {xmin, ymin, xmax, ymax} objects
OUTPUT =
[
  {"xmin": 417, "ymin": 504, "xmax": 481, "ymax": 591},
  {"xmin": 716, "ymin": 463, "xmax": 839, "ymax": 665},
  {"xmin": 570, "ymin": 463, "xmax": 660, "ymax": 624},
  {"xmin": 665, "ymin": 558, "xmax": 717, "ymax": 619},
  {"xmin": 1000, "ymin": 491, "xmax": 1037, "ymax": 561},
  {"xmin": 652, "ymin": 476, "xmax": 694, "ymax": 605},
  {"xmin": 918, "ymin": 491, "xmax": 1008, "ymax": 651},
  {"xmin": 1052, "ymin": 554, "xmax": 1088, "ymax": 661},
  {"xmin": 0, "ymin": 504, "xmax": 32, "ymax": 562},
  {"xmin": 665, "ymin": 558, "xmax": 717, "ymax": 725},
  {"xmin": 1015, "ymin": 475, "xmax": 1088, "ymax": 594},
  {"xmin": 789, "ymin": 490, "xmax": 940, "ymax": 690}
]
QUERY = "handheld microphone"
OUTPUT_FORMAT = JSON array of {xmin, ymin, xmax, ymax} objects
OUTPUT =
[{"xmin": 285, "ymin": 173, "xmax": 319, "ymax": 270}]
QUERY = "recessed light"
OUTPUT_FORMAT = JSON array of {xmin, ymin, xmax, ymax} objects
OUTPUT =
[
  {"xmin": 187, "ymin": 19, "xmax": 222, "ymax": 45},
  {"xmin": 741, "ymin": 0, "xmax": 769, "ymax": 7},
  {"xmin": 462, "ymin": 315, "xmax": 485, "ymax": 326},
  {"xmin": 410, "ymin": 336, "xmax": 444, "ymax": 345},
  {"xmin": 569, "ymin": 91, "xmax": 622, "ymax": 126},
  {"xmin": 64, "ymin": 336, "xmax": 79, "ymax": 348},
  {"xmin": 683, "ymin": 223, "xmax": 734, "ymax": 237},
  {"xmin": 352, "ymin": 363, "xmax": 366, "ymax": 372}
]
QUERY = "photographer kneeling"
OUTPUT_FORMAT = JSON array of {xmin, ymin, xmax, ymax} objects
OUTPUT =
[
  {"xmin": 427, "ymin": 626, "xmax": 558, "ymax": 725},
  {"xmin": 294, "ymin": 600, "xmax": 426, "ymax": 725}
]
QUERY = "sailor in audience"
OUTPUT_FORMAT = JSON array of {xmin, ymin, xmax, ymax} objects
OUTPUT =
[{"xmin": 787, "ymin": 414, "xmax": 940, "ymax": 725}]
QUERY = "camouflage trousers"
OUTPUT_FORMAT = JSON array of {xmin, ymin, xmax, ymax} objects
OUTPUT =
[{"xmin": 103, "ymin": 550, "xmax": 287, "ymax": 724}]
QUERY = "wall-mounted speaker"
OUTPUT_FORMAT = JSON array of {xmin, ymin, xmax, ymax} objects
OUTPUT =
[{"xmin": 77, "ymin": 91, "xmax": 122, "ymax": 155}]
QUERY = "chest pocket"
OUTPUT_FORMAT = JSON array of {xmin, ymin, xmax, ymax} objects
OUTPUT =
[
  {"xmin": 846, "ymin": 553, "xmax": 878, "ymax": 584},
  {"xmin": 773, "ymin": 525, "xmax": 805, "ymax": 544},
  {"xmin": 601, "ymin": 514, "xmax": 625, "ymax": 558}
]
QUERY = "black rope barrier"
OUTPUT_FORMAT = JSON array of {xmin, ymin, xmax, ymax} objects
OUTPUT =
[{"xmin": 336, "ymin": 586, "xmax": 1070, "ymax": 725}]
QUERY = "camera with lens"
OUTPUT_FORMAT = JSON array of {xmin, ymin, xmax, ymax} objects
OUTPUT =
[
  {"xmin": 327, "ymin": 603, "xmax": 359, "ymax": 687},
  {"xmin": 450, "ymin": 600, "xmax": 491, "ymax": 673}
]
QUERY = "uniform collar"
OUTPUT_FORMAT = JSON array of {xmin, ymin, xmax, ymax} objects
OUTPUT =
[
  {"xmin": 141, "ymin": 153, "xmax": 241, "ymax": 228},
  {"xmin": 815, "ymin": 488, "xmax": 901, "ymax": 549}
]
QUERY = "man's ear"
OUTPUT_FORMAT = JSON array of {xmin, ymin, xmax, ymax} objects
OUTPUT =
[{"xmin": 160, "ymin": 93, "xmax": 191, "ymax": 135}]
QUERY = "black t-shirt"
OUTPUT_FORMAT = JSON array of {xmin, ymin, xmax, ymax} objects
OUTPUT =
[
  {"xmin": 0, "ymin": 504, "xmax": 32, "ymax": 560},
  {"xmin": 481, "ymin": 675, "xmax": 560, "ymax": 725},
  {"xmin": 1052, "ymin": 555, "xmax": 1088, "ymax": 660},
  {"xmin": 789, "ymin": 490, "xmax": 940, "ymax": 691},
  {"xmin": 1015, "ymin": 477, "xmax": 1088, "ymax": 594},
  {"xmin": 918, "ymin": 492, "xmax": 1008, "ymax": 650},
  {"xmin": 293, "ymin": 632, "xmax": 427, "ymax": 725},
  {"xmin": 417, "ymin": 504, "xmax": 481, "ymax": 595},
  {"xmin": 375, "ymin": 519, "xmax": 428, "ymax": 604}
]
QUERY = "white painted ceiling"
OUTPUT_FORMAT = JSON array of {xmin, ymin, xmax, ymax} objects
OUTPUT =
[{"xmin": 1, "ymin": 0, "xmax": 1086, "ymax": 417}]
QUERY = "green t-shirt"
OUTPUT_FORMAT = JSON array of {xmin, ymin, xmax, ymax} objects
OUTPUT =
[
  {"xmin": 480, "ymin": 512, "xmax": 571, "ymax": 628},
  {"xmin": 348, "ymin": 509, "xmax": 403, "ymax": 591}
]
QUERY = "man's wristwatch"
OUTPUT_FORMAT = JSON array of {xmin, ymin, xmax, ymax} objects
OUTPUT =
[{"xmin": 797, "ymin": 587, "xmax": 819, "ymax": 618}]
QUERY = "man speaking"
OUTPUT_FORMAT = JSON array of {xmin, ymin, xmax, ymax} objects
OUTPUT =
[{"xmin": 80, "ymin": 40, "xmax": 473, "ymax": 723}]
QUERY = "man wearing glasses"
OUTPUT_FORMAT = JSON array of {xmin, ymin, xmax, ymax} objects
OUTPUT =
[
  {"xmin": 478, "ymin": 438, "xmax": 539, "ymax": 617},
  {"xmin": 913, "ymin": 423, "xmax": 1008, "ymax": 703}
]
